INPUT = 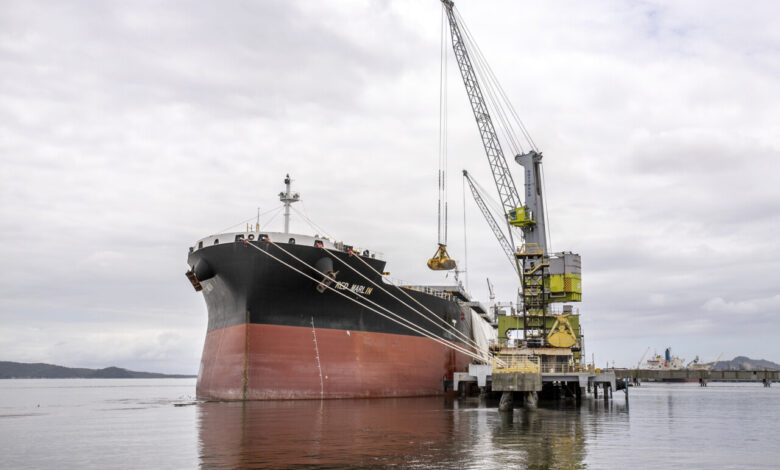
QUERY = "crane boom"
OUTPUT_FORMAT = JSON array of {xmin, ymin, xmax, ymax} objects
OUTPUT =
[
  {"xmin": 439, "ymin": 1, "xmax": 584, "ymax": 359},
  {"xmin": 709, "ymin": 352, "xmax": 724, "ymax": 371},
  {"xmin": 463, "ymin": 170, "xmax": 519, "ymax": 277},
  {"xmin": 442, "ymin": 1, "xmax": 522, "ymax": 241},
  {"xmin": 637, "ymin": 346, "xmax": 651, "ymax": 369}
]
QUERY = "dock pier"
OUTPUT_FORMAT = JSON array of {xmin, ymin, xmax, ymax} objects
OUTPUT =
[
  {"xmin": 613, "ymin": 368, "xmax": 779, "ymax": 384},
  {"xmin": 454, "ymin": 361, "xmax": 619, "ymax": 409}
]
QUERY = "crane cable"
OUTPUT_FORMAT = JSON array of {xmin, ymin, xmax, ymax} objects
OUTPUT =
[
  {"xmin": 461, "ymin": 175, "xmax": 469, "ymax": 291},
  {"xmin": 452, "ymin": 6, "xmax": 552, "ymax": 251},
  {"xmin": 540, "ymin": 164, "xmax": 553, "ymax": 252},
  {"xmin": 291, "ymin": 205, "xmax": 335, "ymax": 241},
  {"xmin": 208, "ymin": 205, "xmax": 284, "ymax": 237},
  {"xmin": 454, "ymin": 8, "xmax": 538, "ymax": 153},
  {"xmin": 437, "ymin": 7, "xmax": 449, "ymax": 246},
  {"xmin": 245, "ymin": 240, "xmax": 491, "ymax": 363},
  {"xmin": 455, "ymin": 8, "xmax": 521, "ymax": 155},
  {"xmin": 471, "ymin": 171, "xmax": 511, "ymax": 229}
]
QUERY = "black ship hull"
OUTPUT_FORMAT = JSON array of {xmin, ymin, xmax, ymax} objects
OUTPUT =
[{"xmin": 187, "ymin": 236, "xmax": 478, "ymax": 399}]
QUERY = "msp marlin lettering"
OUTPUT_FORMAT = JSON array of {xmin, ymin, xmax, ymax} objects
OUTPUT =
[{"xmin": 335, "ymin": 282, "xmax": 373, "ymax": 295}]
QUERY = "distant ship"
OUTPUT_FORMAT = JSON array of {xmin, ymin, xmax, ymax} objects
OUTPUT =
[
  {"xmin": 642, "ymin": 348, "xmax": 685, "ymax": 370},
  {"xmin": 185, "ymin": 176, "xmax": 494, "ymax": 400},
  {"xmin": 641, "ymin": 347, "xmax": 711, "ymax": 383}
]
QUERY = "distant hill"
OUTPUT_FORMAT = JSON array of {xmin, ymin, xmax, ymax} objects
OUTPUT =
[
  {"xmin": 0, "ymin": 361, "xmax": 195, "ymax": 379},
  {"xmin": 708, "ymin": 356, "xmax": 780, "ymax": 371}
]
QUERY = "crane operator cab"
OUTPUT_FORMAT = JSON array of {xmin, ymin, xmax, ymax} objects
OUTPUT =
[{"xmin": 508, "ymin": 206, "xmax": 535, "ymax": 228}]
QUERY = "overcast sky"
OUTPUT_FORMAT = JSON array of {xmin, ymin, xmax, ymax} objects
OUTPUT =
[{"xmin": 1, "ymin": 0, "xmax": 778, "ymax": 373}]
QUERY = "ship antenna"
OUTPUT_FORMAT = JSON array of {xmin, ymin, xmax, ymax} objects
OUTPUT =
[{"xmin": 279, "ymin": 174, "xmax": 300, "ymax": 234}]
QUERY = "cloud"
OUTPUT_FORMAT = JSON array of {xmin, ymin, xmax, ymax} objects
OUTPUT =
[
  {"xmin": 1, "ymin": 0, "xmax": 779, "ymax": 371},
  {"xmin": 702, "ymin": 295, "xmax": 780, "ymax": 315}
]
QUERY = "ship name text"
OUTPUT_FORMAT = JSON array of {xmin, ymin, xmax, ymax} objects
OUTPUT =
[{"xmin": 335, "ymin": 282, "xmax": 373, "ymax": 295}]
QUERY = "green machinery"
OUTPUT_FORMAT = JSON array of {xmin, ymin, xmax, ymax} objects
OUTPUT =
[{"xmin": 497, "ymin": 309, "xmax": 583, "ymax": 362}]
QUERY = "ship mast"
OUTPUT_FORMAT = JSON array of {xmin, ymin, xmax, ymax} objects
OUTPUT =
[{"xmin": 278, "ymin": 174, "xmax": 300, "ymax": 234}]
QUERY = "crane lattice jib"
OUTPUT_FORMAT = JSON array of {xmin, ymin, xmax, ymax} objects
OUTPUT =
[
  {"xmin": 443, "ymin": 3, "xmax": 522, "ymax": 217},
  {"xmin": 463, "ymin": 171, "xmax": 520, "ymax": 278}
]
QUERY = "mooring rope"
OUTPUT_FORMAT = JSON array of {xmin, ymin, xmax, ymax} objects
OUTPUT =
[
  {"xmin": 266, "ymin": 240, "xmax": 489, "ymax": 362},
  {"xmin": 323, "ymin": 247, "xmax": 486, "ymax": 355},
  {"xmin": 348, "ymin": 251, "xmax": 492, "ymax": 359},
  {"xmin": 269, "ymin": 240, "xmax": 491, "ymax": 361},
  {"xmin": 244, "ymin": 241, "xmax": 489, "ymax": 363}
]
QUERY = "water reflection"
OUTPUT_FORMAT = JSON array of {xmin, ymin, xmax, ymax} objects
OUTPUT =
[{"xmin": 197, "ymin": 397, "xmax": 629, "ymax": 469}]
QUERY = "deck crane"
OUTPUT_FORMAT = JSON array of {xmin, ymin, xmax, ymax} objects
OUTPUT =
[
  {"xmin": 637, "ymin": 347, "xmax": 651, "ymax": 369},
  {"xmin": 709, "ymin": 352, "xmax": 724, "ymax": 372},
  {"xmin": 487, "ymin": 278, "xmax": 495, "ymax": 304},
  {"xmin": 441, "ymin": 0, "xmax": 583, "ymax": 352}
]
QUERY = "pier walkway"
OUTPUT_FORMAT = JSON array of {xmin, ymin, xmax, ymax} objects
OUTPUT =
[{"xmin": 614, "ymin": 368, "xmax": 778, "ymax": 383}]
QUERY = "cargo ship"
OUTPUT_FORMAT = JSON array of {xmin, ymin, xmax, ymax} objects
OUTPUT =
[
  {"xmin": 186, "ymin": 176, "xmax": 493, "ymax": 400},
  {"xmin": 640, "ymin": 347, "xmax": 702, "ymax": 383},
  {"xmin": 642, "ymin": 348, "xmax": 685, "ymax": 370}
]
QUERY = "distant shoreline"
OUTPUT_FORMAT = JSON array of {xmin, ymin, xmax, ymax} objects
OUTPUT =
[
  {"xmin": 0, "ymin": 376, "xmax": 196, "ymax": 379},
  {"xmin": 0, "ymin": 361, "xmax": 195, "ymax": 379}
]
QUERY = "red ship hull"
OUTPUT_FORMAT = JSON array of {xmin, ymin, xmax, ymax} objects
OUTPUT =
[{"xmin": 197, "ymin": 323, "xmax": 472, "ymax": 400}]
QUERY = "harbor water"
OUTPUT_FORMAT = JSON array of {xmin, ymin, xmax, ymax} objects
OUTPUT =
[{"xmin": 1, "ymin": 379, "xmax": 778, "ymax": 469}]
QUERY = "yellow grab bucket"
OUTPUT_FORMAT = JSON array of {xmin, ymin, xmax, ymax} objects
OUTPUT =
[{"xmin": 427, "ymin": 244, "xmax": 457, "ymax": 271}]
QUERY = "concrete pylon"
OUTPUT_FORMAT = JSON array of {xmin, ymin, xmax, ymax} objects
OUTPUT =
[
  {"xmin": 499, "ymin": 391, "xmax": 514, "ymax": 412},
  {"xmin": 525, "ymin": 391, "xmax": 538, "ymax": 409}
]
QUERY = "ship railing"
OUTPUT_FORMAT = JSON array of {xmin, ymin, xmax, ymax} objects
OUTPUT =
[
  {"xmin": 492, "ymin": 354, "xmax": 540, "ymax": 374},
  {"xmin": 540, "ymin": 363, "xmax": 592, "ymax": 374},
  {"xmin": 547, "ymin": 305, "xmax": 580, "ymax": 316},
  {"xmin": 491, "ymin": 338, "xmax": 515, "ymax": 349},
  {"xmin": 492, "ymin": 338, "xmax": 535, "ymax": 349},
  {"xmin": 352, "ymin": 247, "xmax": 385, "ymax": 260},
  {"xmin": 399, "ymin": 285, "xmax": 455, "ymax": 302},
  {"xmin": 493, "ymin": 337, "xmax": 548, "ymax": 349},
  {"xmin": 335, "ymin": 243, "xmax": 385, "ymax": 261},
  {"xmin": 516, "ymin": 243, "xmax": 544, "ymax": 257}
]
